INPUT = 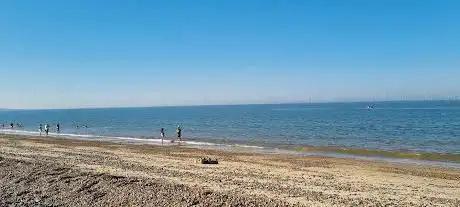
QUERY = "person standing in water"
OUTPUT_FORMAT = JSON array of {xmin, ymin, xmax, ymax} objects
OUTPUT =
[
  {"xmin": 176, "ymin": 126, "xmax": 182, "ymax": 142},
  {"xmin": 160, "ymin": 128, "xmax": 165, "ymax": 145},
  {"xmin": 56, "ymin": 123, "xmax": 60, "ymax": 134},
  {"xmin": 44, "ymin": 124, "xmax": 49, "ymax": 136},
  {"xmin": 10, "ymin": 123, "xmax": 14, "ymax": 129},
  {"xmin": 39, "ymin": 124, "xmax": 43, "ymax": 136}
]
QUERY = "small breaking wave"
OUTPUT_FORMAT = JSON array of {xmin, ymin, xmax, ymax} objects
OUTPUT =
[
  {"xmin": 0, "ymin": 129, "xmax": 166, "ymax": 145},
  {"xmin": 0, "ymin": 129, "xmax": 264, "ymax": 149}
]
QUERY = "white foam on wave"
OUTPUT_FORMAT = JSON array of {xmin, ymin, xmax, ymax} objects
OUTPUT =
[
  {"xmin": 183, "ymin": 140, "xmax": 265, "ymax": 149},
  {"xmin": 183, "ymin": 141, "xmax": 220, "ymax": 146},
  {"xmin": 0, "ymin": 129, "xmax": 235, "ymax": 147},
  {"xmin": 0, "ymin": 129, "xmax": 41, "ymax": 136},
  {"xmin": 233, "ymin": 144, "xmax": 265, "ymax": 149},
  {"xmin": 1, "ymin": 129, "xmax": 266, "ymax": 150}
]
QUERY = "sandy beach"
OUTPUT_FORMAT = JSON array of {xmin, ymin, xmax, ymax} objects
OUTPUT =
[{"xmin": 0, "ymin": 134, "xmax": 459, "ymax": 207}]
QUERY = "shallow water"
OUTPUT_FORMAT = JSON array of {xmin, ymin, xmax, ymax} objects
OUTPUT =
[{"xmin": 1, "ymin": 100, "xmax": 459, "ymax": 155}]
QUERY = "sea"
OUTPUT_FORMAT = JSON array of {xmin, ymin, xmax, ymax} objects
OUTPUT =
[{"xmin": 1, "ymin": 100, "xmax": 460, "ymax": 166}]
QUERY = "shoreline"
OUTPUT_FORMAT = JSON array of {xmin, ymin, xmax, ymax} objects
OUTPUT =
[
  {"xmin": 1, "ymin": 134, "xmax": 459, "ymax": 206},
  {"xmin": 1, "ymin": 129, "xmax": 459, "ymax": 168}
]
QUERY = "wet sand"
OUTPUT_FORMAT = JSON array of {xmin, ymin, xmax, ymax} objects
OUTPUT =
[{"xmin": 0, "ymin": 135, "xmax": 459, "ymax": 207}]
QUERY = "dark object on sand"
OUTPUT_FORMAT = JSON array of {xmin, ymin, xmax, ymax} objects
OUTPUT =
[{"xmin": 200, "ymin": 157, "xmax": 218, "ymax": 164}]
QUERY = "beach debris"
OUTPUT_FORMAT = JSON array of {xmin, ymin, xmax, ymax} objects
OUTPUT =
[{"xmin": 199, "ymin": 157, "xmax": 218, "ymax": 164}]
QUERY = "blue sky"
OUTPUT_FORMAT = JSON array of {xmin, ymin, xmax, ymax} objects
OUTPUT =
[{"xmin": 1, "ymin": 0, "xmax": 459, "ymax": 109}]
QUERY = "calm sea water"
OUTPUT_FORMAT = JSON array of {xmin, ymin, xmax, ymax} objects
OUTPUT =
[{"xmin": 1, "ymin": 101, "xmax": 460, "ymax": 154}]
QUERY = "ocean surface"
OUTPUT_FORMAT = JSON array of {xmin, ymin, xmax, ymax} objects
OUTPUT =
[{"xmin": 1, "ymin": 101, "xmax": 460, "ymax": 155}]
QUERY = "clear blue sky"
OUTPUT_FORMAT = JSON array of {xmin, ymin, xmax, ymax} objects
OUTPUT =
[{"xmin": 1, "ymin": 0, "xmax": 459, "ymax": 109}]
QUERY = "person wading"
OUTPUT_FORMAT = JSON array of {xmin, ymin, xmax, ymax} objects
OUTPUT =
[
  {"xmin": 45, "ymin": 124, "xmax": 49, "ymax": 136},
  {"xmin": 160, "ymin": 128, "xmax": 165, "ymax": 145},
  {"xmin": 176, "ymin": 125, "xmax": 182, "ymax": 142},
  {"xmin": 39, "ymin": 124, "xmax": 43, "ymax": 136}
]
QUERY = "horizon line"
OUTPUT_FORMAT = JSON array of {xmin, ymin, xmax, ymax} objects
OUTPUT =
[{"xmin": 2, "ymin": 98, "xmax": 459, "ymax": 111}]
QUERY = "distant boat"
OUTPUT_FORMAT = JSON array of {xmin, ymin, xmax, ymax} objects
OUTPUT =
[{"xmin": 367, "ymin": 104, "xmax": 375, "ymax": 110}]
